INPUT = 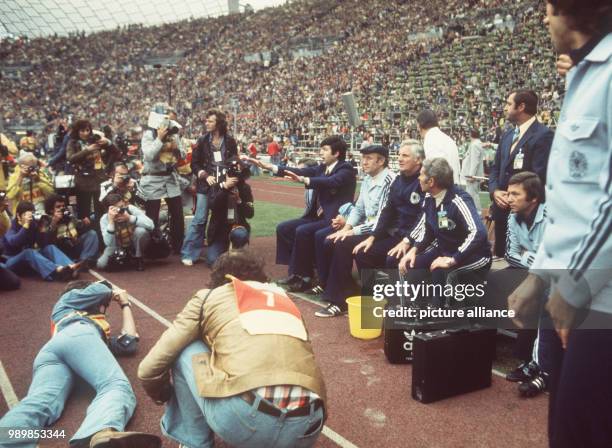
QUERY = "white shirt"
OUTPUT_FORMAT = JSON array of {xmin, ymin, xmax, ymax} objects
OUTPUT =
[{"xmin": 423, "ymin": 127, "xmax": 461, "ymax": 184}]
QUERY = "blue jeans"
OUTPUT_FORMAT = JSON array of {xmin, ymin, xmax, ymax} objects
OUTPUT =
[
  {"xmin": 0, "ymin": 321, "xmax": 136, "ymax": 447},
  {"xmin": 161, "ymin": 341, "xmax": 324, "ymax": 448},
  {"xmin": 5, "ymin": 245, "xmax": 73, "ymax": 280},
  {"xmin": 181, "ymin": 193, "xmax": 209, "ymax": 262},
  {"xmin": 206, "ymin": 226, "xmax": 250, "ymax": 266}
]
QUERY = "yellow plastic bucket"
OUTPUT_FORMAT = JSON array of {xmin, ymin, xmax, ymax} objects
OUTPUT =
[{"xmin": 345, "ymin": 296, "xmax": 385, "ymax": 340}]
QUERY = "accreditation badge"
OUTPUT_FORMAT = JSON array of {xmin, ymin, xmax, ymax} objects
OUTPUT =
[
  {"xmin": 513, "ymin": 150, "xmax": 524, "ymax": 170},
  {"xmin": 437, "ymin": 210, "xmax": 449, "ymax": 229}
]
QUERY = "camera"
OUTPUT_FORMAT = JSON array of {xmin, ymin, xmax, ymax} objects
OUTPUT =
[
  {"xmin": 24, "ymin": 165, "xmax": 38, "ymax": 175},
  {"xmin": 118, "ymin": 207, "xmax": 129, "ymax": 215},
  {"xmin": 0, "ymin": 144, "xmax": 8, "ymax": 158},
  {"xmin": 87, "ymin": 134, "xmax": 102, "ymax": 145},
  {"xmin": 222, "ymin": 158, "xmax": 249, "ymax": 179},
  {"xmin": 33, "ymin": 211, "xmax": 51, "ymax": 226},
  {"xmin": 60, "ymin": 208, "xmax": 72, "ymax": 222},
  {"xmin": 0, "ymin": 191, "xmax": 6, "ymax": 202},
  {"xmin": 110, "ymin": 248, "xmax": 131, "ymax": 266}
]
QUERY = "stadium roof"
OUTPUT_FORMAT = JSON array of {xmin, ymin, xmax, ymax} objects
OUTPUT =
[{"xmin": 0, "ymin": 0, "xmax": 286, "ymax": 38}]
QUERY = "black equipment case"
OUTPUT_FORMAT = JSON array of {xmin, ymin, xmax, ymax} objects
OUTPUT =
[{"xmin": 411, "ymin": 326, "xmax": 496, "ymax": 403}]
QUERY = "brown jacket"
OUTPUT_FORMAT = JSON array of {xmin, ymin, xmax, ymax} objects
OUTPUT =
[{"xmin": 138, "ymin": 282, "xmax": 327, "ymax": 403}]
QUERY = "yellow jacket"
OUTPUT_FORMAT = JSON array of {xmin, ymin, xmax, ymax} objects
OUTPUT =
[{"xmin": 6, "ymin": 166, "xmax": 54, "ymax": 214}]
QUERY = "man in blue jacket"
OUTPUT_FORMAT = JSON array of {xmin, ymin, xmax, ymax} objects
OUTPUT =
[
  {"xmin": 488, "ymin": 90, "xmax": 553, "ymax": 257},
  {"xmin": 250, "ymin": 135, "xmax": 356, "ymax": 292},
  {"xmin": 401, "ymin": 158, "xmax": 491, "ymax": 308}
]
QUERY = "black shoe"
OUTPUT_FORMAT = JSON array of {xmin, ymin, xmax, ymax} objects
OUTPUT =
[
  {"xmin": 315, "ymin": 304, "xmax": 347, "ymax": 318},
  {"xmin": 305, "ymin": 284, "xmax": 324, "ymax": 295},
  {"xmin": 288, "ymin": 277, "xmax": 313, "ymax": 293},
  {"xmin": 506, "ymin": 361, "xmax": 538, "ymax": 383},
  {"xmin": 277, "ymin": 274, "xmax": 300, "ymax": 286},
  {"xmin": 518, "ymin": 372, "xmax": 548, "ymax": 398},
  {"xmin": 135, "ymin": 258, "xmax": 145, "ymax": 271}
]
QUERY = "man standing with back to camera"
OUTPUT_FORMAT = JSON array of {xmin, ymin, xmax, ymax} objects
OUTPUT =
[{"xmin": 509, "ymin": 1, "xmax": 611, "ymax": 446}]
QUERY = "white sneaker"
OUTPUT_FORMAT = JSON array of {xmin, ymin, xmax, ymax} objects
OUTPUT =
[{"xmin": 181, "ymin": 259, "xmax": 193, "ymax": 266}]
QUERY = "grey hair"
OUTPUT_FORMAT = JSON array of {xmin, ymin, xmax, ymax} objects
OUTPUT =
[
  {"xmin": 18, "ymin": 153, "xmax": 37, "ymax": 164},
  {"xmin": 400, "ymin": 139, "xmax": 425, "ymax": 161},
  {"xmin": 422, "ymin": 157, "xmax": 454, "ymax": 189}
]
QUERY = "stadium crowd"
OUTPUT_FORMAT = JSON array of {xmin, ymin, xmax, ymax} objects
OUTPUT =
[
  {"xmin": 2, "ymin": 0, "xmax": 563, "ymax": 151},
  {"xmin": 0, "ymin": 0, "xmax": 610, "ymax": 447}
]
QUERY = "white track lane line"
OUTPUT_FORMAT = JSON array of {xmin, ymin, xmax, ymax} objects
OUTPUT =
[
  {"xmin": 0, "ymin": 360, "xmax": 19, "ymax": 409},
  {"xmin": 89, "ymin": 269, "xmax": 360, "ymax": 448}
]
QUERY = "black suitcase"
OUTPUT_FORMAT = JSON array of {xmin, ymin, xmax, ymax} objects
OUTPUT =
[
  {"xmin": 411, "ymin": 326, "xmax": 496, "ymax": 403},
  {"xmin": 384, "ymin": 317, "xmax": 461, "ymax": 364}
]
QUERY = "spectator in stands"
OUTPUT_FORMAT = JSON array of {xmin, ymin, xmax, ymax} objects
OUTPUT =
[
  {"xmin": 138, "ymin": 249, "xmax": 326, "ymax": 448},
  {"xmin": 43, "ymin": 193, "xmax": 99, "ymax": 269},
  {"xmin": 99, "ymin": 161, "xmax": 137, "ymax": 204},
  {"xmin": 313, "ymin": 145, "xmax": 395, "ymax": 317},
  {"xmin": 353, "ymin": 140, "xmax": 425, "ymax": 270},
  {"xmin": 417, "ymin": 109, "xmax": 461, "ymax": 184},
  {"xmin": 460, "ymin": 129, "xmax": 485, "ymax": 210},
  {"xmin": 97, "ymin": 193, "xmax": 154, "ymax": 272},
  {"xmin": 66, "ymin": 119, "xmax": 109, "ymax": 224},
  {"xmin": 251, "ymin": 135, "xmax": 357, "ymax": 292},
  {"xmin": 0, "ymin": 192, "xmax": 20, "ymax": 291},
  {"xmin": 400, "ymin": 158, "xmax": 491, "ymax": 307},
  {"xmin": 0, "ymin": 280, "xmax": 161, "ymax": 448},
  {"xmin": 488, "ymin": 90, "xmax": 553, "ymax": 257},
  {"xmin": 6, "ymin": 153, "xmax": 54, "ymax": 215},
  {"xmin": 205, "ymin": 157, "xmax": 254, "ymax": 265},
  {"xmin": 510, "ymin": 2, "xmax": 612, "ymax": 445},
  {"xmin": 181, "ymin": 109, "xmax": 238, "ymax": 266},
  {"xmin": 267, "ymin": 135, "xmax": 281, "ymax": 164},
  {"xmin": 2, "ymin": 201, "xmax": 80, "ymax": 281},
  {"xmin": 247, "ymin": 137, "xmax": 260, "ymax": 176}
]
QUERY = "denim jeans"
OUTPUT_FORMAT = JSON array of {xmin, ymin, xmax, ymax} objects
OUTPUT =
[
  {"xmin": 181, "ymin": 193, "xmax": 209, "ymax": 262},
  {"xmin": 5, "ymin": 245, "xmax": 73, "ymax": 280},
  {"xmin": 161, "ymin": 341, "xmax": 324, "ymax": 448},
  {"xmin": 0, "ymin": 321, "xmax": 136, "ymax": 447}
]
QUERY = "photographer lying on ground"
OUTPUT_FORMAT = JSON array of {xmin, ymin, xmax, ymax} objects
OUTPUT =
[
  {"xmin": 97, "ymin": 193, "xmax": 154, "ymax": 272},
  {"xmin": 0, "ymin": 280, "xmax": 161, "ymax": 448},
  {"xmin": 138, "ymin": 249, "xmax": 326, "ymax": 448}
]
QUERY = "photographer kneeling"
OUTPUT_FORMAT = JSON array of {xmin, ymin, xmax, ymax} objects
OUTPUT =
[
  {"xmin": 44, "ymin": 193, "xmax": 99, "ymax": 269},
  {"xmin": 206, "ymin": 156, "xmax": 254, "ymax": 266},
  {"xmin": 138, "ymin": 249, "xmax": 326, "ymax": 448},
  {"xmin": 98, "ymin": 193, "xmax": 154, "ymax": 272},
  {"xmin": 6, "ymin": 153, "xmax": 54, "ymax": 215}
]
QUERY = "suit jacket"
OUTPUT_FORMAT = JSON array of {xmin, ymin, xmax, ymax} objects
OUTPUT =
[
  {"xmin": 488, "ymin": 119, "xmax": 553, "ymax": 195},
  {"xmin": 278, "ymin": 161, "xmax": 356, "ymax": 222}
]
